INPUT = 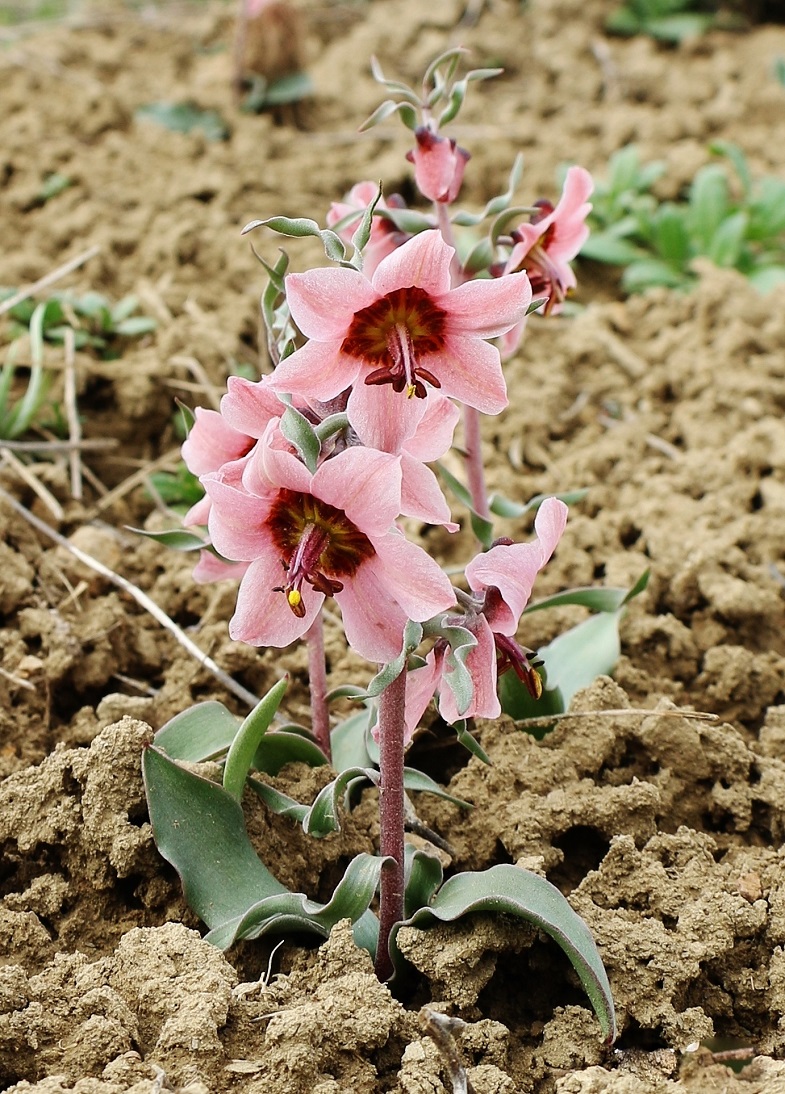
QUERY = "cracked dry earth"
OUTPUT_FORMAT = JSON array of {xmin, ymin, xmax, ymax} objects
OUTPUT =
[{"xmin": 3, "ymin": 0, "xmax": 785, "ymax": 1090}]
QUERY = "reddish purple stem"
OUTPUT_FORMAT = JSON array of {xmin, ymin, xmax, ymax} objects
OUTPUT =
[
  {"xmin": 463, "ymin": 403, "xmax": 490, "ymax": 521},
  {"xmin": 375, "ymin": 666, "xmax": 406, "ymax": 981},
  {"xmin": 305, "ymin": 611, "xmax": 331, "ymax": 762}
]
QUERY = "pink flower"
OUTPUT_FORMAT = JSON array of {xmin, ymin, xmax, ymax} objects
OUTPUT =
[
  {"xmin": 399, "ymin": 497, "xmax": 568, "ymax": 736},
  {"xmin": 326, "ymin": 181, "xmax": 410, "ymax": 277},
  {"xmin": 268, "ymin": 229, "xmax": 531, "ymax": 450},
  {"xmin": 181, "ymin": 406, "xmax": 256, "ymax": 527},
  {"xmin": 406, "ymin": 128, "xmax": 470, "ymax": 204},
  {"xmin": 203, "ymin": 424, "xmax": 456, "ymax": 662},
  {"xmin": 506, "ymin": 166, "xmax": 593, "ymax": 314},
  {"xmin": 350, "ymin": 385, "xmax": 460, "ymax": 529}
]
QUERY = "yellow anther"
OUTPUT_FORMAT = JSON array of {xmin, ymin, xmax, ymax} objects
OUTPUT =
[
  {"xmin": 406, "ymin": 383, "xmax": 417, "ymax": 399},
  {"xmin": 287, "ymin": 589, "xmax": 302, "ymax": 608}
]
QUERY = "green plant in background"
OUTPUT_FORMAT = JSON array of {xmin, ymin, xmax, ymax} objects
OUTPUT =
[
  {"xmin": 581, "ymin": 143, "xmax": 785, "ymax": 293},
  {"xmin": 605, "ymin": 0, "xmax": 727, "ymax": 43},
  {"xmin": 3, "ymin": 290, "xmax": 156, "ymax": 359},
  {"xmin": 0, "ymin": 300, "xmax": 55, "ymax": 440}
]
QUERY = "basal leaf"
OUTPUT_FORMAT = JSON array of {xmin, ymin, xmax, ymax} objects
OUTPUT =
[
  {"xmin": 393, "ymin": 864, "xmax": 616, "ymax": 1043},
  {"xmin": 154, "ymin": 700, "xmax": 240, "ymax": 762},
  {"xmin": 223, "ymin": 677, "xmax": 288, "ymax": 800},
  {"xmin": 142, "ymin": 746, "xmax": 287, "ymax": 932},
  {"xmin": 205, "ymin": 852, "xmax": 384, "ymax": 954}
]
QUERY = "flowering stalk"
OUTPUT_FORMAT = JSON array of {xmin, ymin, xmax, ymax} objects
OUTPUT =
[
  {"xmin": 305, "ymin": 610, "xmax": 331, "ymax": 760},
  {"xmin": 375, "ymin": 665, "xmax": 407, "ymax": 982}
]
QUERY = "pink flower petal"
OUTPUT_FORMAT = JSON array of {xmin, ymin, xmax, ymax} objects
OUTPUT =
[
  {"xmin": 183, "ymin": 495, "xmax": 211, "ymax": 527},
  {"xmin": 231, "ymin": 555, "xmax": 323, "ymax": 647},
  {"xmin": 443, "ymin": 270, "xmax": 532, "ymax": 339},
  {"xmin": 192, "ymin": 551, "xmax": 249, "ymax": 584},
  {"xmin": 220, "ymin": 376, "xmax": 287, "ymax": 438},
  {"xmin": 267, "ymin": 338, "xmax": 360, "ymax": 402},
  {"xmin": 424, "ymin": 335, "xmax": 507, "ymax": 415},
  {"xmin": 335, "ymin": 558, "xmax": 409, "ymax": 662},
  {"xmin": 349, "ymin": 380, "xmax": 427, "ymax": 454},
  {"xmin": 371, "ymin": 229, "xmax": 453, "ymax": 299},
  {"xmin": 312, "ymin": 447, "xmax": 401, "ymax": 535},
  {"xmin": 204, "ymin": 474, "xmax": 274, "ymax": 561},
  {"xmin": 465, "ymin": 497, "xmax": 568, "ymax": 634},
  {"xmin": 373, "ymin": 531, "xmax": 456, "ymax": 621},
  {"xmin": 347, "ymin": 382, "xmax": 426, "ymax": 456},
  {"xmin": 399, "ymin": 453, "xmax": 458, "ymax": 530},
  {"xmin": 549, "ymin": 166, "xmax": 594, "ymax": 262},
  {"xmin": 399, "ymin": 648, "xmax": 443, "ymax": 746},
  {"xmin": 182, "ymin": 407, "xmax": 253, "ymax": 477},
  {"xmin": 402, "ymin": 394, "xmax": 460, "ymax": 463},
  {"xmin": 285, "ymin": 266, "xmax": 378, "ymax": 341}
]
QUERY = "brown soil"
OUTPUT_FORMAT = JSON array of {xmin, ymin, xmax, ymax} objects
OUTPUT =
[{"xmin": 3, "ymin": 0, "xmax": 785, "ymax": 1090}]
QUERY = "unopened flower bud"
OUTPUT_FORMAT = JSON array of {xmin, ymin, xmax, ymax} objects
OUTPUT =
[{"xmin": 406, "ymin": 127, "xmax": 470, "ymax": 205}]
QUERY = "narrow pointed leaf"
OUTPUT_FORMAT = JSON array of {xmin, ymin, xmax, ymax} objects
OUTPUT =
[
  {"xmin": 223, "ymin": 677, "xmax": 288, "ymax": 800},
  {"xmin": 128, "ymin": 527, "xmax": 208, "ymax": 552},
  {"xmin": 403, "ymin": 768, "xmax": 471, "ymax": 808},
  {"xmin": 252, "ymin": 730, "xmax": 328, "ymax": 774}
]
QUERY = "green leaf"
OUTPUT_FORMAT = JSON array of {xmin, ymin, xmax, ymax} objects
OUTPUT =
[
  {"xmin": 688, "ymin": 164, "xmax": 730, "ymax": 251},
  {"xmin": 223, "ymin": 678, "xmax": 289, "ymax": 800},
  {"xmin": 404, "ymin": 846, "xmax": 443, "ymax": 919},
  {"xmin": 437, "ymin": 462, "xmax": 493, "ymax": 547},
  {"xmin": 651, "ymin": 203, "xmax": 691, "ymax": 266},
  {"xmin": 135, "ymin": 101, "xmax": 230, "ymax": 141},
  {"xmin": 580, "ymin": 233, "xmax": 645, "ymax": 266},
  {"xmin": 403, "ymin": 768, "xmax": 471, "ymax": 809},
  {"xmin": 646, "ymin": 13, "xmax": 713, "ymax": 42},
  {"xmin": 204, "ymin": 853, "xmax": 383, "ymax": 953},
  {"xmin": 707, "ymin": 211, "xmax": 748, "ymax": 268},
  {"xmin": 747, "ymin": 265, "xmax": 785, "ymax": 293},
  {"xmin": 621, "ymin": 258, "xmax": 687, "ymax": 293},
  {"xmin": 279, "ymin": 406, "xmax": 320, "ymax": 473},
  {"xmin": 113, "ymin": 316, "xmax": 157, "ymax": 338},
  {"xmin": 142, "ymin": 746, "xmax": 288, "ymax": 932},
  {"xmin": 488, "ymin": 489, "xmax": 587, "ymax": 521},
  {"xmin": 499, "ymin": 612, "xmax": 622, "ymax": 726},
  {"xmin": 393, "ymin": 864, "xmax": 617, "ymax": 1043},
  {"xmin": 248, "ymin": 776, "xmax": 309, "ymax": 823},
  {"xmin": 330, "ymin": 708, "xmax": 375, "ymax": 773},
  {"xmin": 454, "ymin": 721, "xmax": 492, "ymax": 764},
  {"xmin": 524, "ymin": 584, "xmax": 633, "ymax": 615},
  {"xmin": 541, "ymin": 610, "xmax": 623, "ymax": 704},
  {"xmin": 363, "ymin": 621, "xmax": 424, "ymax": 699},
  {"xmin": 37, "ymin": 172, "xmax": 71, "ymax": 203},
  {"xmin": 261, "ymin": 71, "xmax": 312, "ymax": 106},
  {"xmin": 252, "ymin": 730, "xmax": 328, "ymax": 775},
  {"xmin": 302, "ymin": 766, "xmax": 375, "ymax": 838},
  {"xmin": 154, "ymin": 700, "xmax": 240, "ymax": 762},
  {"xmin": 128, "ymin": 527, "xmax": 208, "ymax": 552},
  {"xmin": 350, "ymin": 183, "xmax": 383, "ymax": 263}
]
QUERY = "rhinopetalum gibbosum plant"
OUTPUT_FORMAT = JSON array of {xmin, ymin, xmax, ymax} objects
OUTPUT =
[{"xmin": 142, "ymin": 49, "xmax": 648, "ymax": 1044}]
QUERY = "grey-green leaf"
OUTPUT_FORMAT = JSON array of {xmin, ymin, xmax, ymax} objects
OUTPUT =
[{"xmin": 393, "ymin": 864, "xmax": 616, "ymax": 1043}]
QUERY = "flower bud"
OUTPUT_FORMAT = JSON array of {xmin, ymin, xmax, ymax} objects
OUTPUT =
[{"xmin": 406, "ymin": 127, "xmax": 470, "ymax": 204}]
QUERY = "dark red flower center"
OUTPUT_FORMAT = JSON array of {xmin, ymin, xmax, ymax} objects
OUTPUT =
[
  {"xmin": 267, "ymin": 489, "xmax": 375, "ymax": 616},
  {"xmin": 341, "ymin": 285, "xmax": 447, "ymax": 399}
]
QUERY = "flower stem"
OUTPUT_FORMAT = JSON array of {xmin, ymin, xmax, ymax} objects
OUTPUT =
[
  {"xmin": 375, "ymin": 665, "xmax": 406, "ymax": 982},
  {"xmin": 463, "ymin": 403, "xmax": 490, "ymax": 521},
  {"xmin": 305, "ymin": 610, "xmax": 331, "ymax": 761}
]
